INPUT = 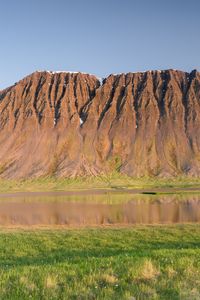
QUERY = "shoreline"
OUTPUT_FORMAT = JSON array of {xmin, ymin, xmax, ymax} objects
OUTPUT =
[{"xmin": 0, "ymin": 187, "xmax": 200, "ymax": 198}]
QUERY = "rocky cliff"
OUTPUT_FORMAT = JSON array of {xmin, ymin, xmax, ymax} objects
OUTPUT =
[{"xmin": 0, "ymin": 69, "xmax": 200, "ymax": 178}]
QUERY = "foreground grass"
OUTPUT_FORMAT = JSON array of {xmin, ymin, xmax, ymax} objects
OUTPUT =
[
  {"xmin": 0, "ymin": 225, "xmax": 200, "ymax": 299},
  {"xmin": 0, "ymin": 174, "xmax": 200, "ymax": 193}
]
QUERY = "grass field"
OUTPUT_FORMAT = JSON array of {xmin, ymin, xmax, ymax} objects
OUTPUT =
[
  {"xmin": 0, "ymin": 176, "xmax": 199, "ymax": 299},
  {"xmin": 0, "ymin": 174, "xmax": 200, "ymax": 193},
  {"xmin": 0, "ymin": 225, "xmax": 200, "ymax": 299}
]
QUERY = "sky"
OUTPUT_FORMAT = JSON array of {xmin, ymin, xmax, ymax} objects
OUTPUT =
[{"xmin": 0, "ymin": 0, "xmax": 200, "ymax": 89}]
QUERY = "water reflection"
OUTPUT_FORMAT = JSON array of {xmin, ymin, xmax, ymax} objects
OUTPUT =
[{"xmin": 0, "ymin": 193, "xmax": 200, "ymax": 226}]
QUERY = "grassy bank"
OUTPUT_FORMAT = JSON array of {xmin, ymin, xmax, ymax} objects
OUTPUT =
[
  {"xmin": 0, "ymin": 225, "xmax": 200, "ymax": 299},
  {"xmin": 0, "ymin": 174, "xmax": 200, "ymax": 193}
]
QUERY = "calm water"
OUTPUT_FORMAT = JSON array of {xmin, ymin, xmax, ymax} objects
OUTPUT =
[{"xmin": 0, "ymin": 192, "xmax": 200, "ymax": 226}]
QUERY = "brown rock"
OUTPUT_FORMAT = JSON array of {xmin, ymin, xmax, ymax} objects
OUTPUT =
[{"xmin": 0, "ymin": 69, "xmax": 200, "ymax": 178}]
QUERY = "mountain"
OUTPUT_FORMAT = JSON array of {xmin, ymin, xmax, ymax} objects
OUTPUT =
[{"xmin": 0, "ymin": 69, "xmax": 200, "ymax": 178}]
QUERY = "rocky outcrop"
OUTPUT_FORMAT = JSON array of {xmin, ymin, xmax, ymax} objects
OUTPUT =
[{"xmin": 0, "ymin": 69, "xmax": 200, "ymax": 178}]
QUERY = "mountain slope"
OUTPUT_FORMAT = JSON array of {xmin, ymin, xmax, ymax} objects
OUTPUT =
[{"xmin": 0, "ymin": 69, "xmax": 200, "ymax": 178}]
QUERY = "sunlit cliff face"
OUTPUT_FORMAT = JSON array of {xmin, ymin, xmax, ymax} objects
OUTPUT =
[{"xmin": 0, "ymin": 69, "xmax": 200, "ymax": 178}]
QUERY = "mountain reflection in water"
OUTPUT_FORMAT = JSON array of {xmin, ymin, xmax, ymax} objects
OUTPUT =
[{"xmin": 0, "ymin": 194, "xmax": 200, "ymax": 226}]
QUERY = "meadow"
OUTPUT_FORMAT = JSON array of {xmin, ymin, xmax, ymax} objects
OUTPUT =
[
  {"xmin": 0, "ymin": 176, "xmax": 200, "ymax": 299},
  {"xmin": 0, "ymin": 174, "xmax": 200, "ymax": 193},
  {"xmin": 0, "ymin": 225, "xmax": 200, "ymax": 299}
]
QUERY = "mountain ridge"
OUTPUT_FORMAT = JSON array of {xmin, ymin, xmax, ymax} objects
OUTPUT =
[
  {"xmin": 1, "ymin": 69, "xmax": 197, "ymax": 92},
  {"xmin": 0, "ymin": 69, "xmax": 200, "ymax": 178}
]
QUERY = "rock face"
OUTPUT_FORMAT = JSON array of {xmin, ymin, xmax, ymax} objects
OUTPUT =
[{"xmin": 0, "ymin": 69, "xmax": 200, "ymax": 178}]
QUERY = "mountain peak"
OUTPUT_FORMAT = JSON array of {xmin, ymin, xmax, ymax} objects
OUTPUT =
[{"xmin": 0, "ymin": 69, "xmax": 200, "ymax": 178}]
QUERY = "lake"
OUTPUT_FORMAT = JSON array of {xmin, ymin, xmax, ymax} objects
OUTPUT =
[{"xmin": 0, "ymin": 191, "xmax": 200, "ymax": 226}]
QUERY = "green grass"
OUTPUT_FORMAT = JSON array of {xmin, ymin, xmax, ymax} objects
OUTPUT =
[
  {"xmin": 0, "ymin": 192, "xmax": 200, "ymax": 205},
  {"xmin": 0, "ymin": 225, "xmax": 200, "ymax": 299},
  {"xmin": 0, "ymin": 174, "xmax": 200, "ymax": 193}
]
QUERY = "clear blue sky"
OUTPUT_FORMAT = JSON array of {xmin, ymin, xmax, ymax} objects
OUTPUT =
[{"xmin": 0, "ymin": 0, "xmax": 200, "ymax": 89}]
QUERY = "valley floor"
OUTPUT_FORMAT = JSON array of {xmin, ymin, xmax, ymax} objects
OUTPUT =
[
  {"xmin": 0, "ymin": 225, "xmax": 200, "ymax": 299},
  {"xmin": 0, "ymin": 175, "xmax": 200, "ymax": 193},
  {"xmin": 0, "ymin": 176, "xmax": 200, "ymax": 299}
]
